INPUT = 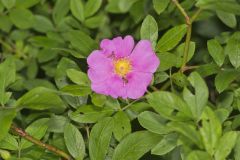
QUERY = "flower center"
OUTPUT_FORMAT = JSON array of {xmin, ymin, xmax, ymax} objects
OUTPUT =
[{"xmin": 114, "ymin": 58, "xmax": 132, "ymax": 77}]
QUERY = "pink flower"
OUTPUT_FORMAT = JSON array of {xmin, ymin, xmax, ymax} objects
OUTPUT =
[{"xmin": 87, "ymin": 35, "xmax": 160, "ymax": 99}]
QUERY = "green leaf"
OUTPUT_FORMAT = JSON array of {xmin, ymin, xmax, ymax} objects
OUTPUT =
[
  {"xmin": 91, "ymin": 93, "xmax": 107, "ymax": 107},
  {"xmin": 1, "ymin": 0, "xmax": 15, "ymax": 9},
  {"xmin": 186, "ymin": 151, "xmax": 211, "ymax": 160},
  {"xmin": 214, "ymin": 131, "xmax": 238, "ymax": 160},
  {"xmin": 33, "ymin": 15, "xmax": 55, "ymax": 33},
  {"xmin": 167, "ymin": 121, "xmax": 203, "ymax": 148},
  {"xmin": 0, "ymin": 57, "xmax": 16, "ymax": 105},
  {"xmin": 199, "ymin": 107, "xmax": 222, "ymax": 155},
  {"xmin": 0, "ymin": 108, "xmax": 17, "ymax": 141},
  {"xmin": 112, "ymin": 131, "xmax": 162, "ymax": 160},
  {"xmin": 234, "ymin": 134, "xmax": 240, "ymax": 160},
  {"xmin": 60, "ymin": 85, "xmax": 92, "ymax": 96},
  {"xmin": 53, "ymin": 0, "xmax": 70, "ymax": 24},
  {"xmin": 207, "ymin": 39, "xmax": 225, "ymax": 66},
  {"xmin": 113, "ymin": 111, "xmax": 131, "ymax": 141},
  {"xmin": 215, "ymin": 70, "xmax": 239, "ymax": 93},
  {"xmin": 65, "ymin": 30, "xmax": 97, "ymax": 57},
  {"xmin": 152, "ymin": 0, "xmax": 170, "ymax": 15},
  {"xmin": 183, "ymin": 72, "xmax": 209, "ymax": 120},
  {"xmin": 196, "ymin": 0, "xmax": 240, "ymax": 15},
  {"xmin": 9, "ymin": 8, "xmax": 35, "ymax": 29},
  {"xmin": 151, "ymin": 133, "xmax": 178, "ymax": 155},
  {"xmin": 89, "ymin": 117, "xmax": 114, "ymax": 160},
  {"xmin": 0, "ymin": 15, "xmax": 12, "ymax": 32},
  {"xmin": 175, "ymin": 41, "xmax": 196, "ymax": 67},
  {"xmin": 217, "ymin": 11, "xmax": 237, "ymax": 28},
  {"xmin": 20, "ymin": 118, "xmax": 49, "ymax": 149},
  {"xmin": 70, "ymin": 0, "xmax": 84, "ymax": 22},
  {"xmin": 64, "ymin": 123, "xmax": 85, "ymax": 160},
  {"xmin": 0, "ymin": 133, "xmax": 18, "ymax": 150},
  {"xmin": 84, "ymin": 0, "xmax": 102, "ymax": 18},
  {"xmin": 156, "ymin": 24, "xmax": 187, "ymax": 52},
  {"xmin": 66, "ymin": 69, "xmax": 90, "ymax": 86},
  {"xmin": 69, "ymin": 105, "xmax": 114, "ymax": 123},
  {"xmin": 15, "ymin": 87, "xmax": 65, "ymax": 110},
  {"xmin": 84, "ymin": 14, "xmax": 105, "ymax": 29},
  {"xmin": 140, "ymin": 15, "xmax": 158, "ymax": 48},
  {"xmin": 55, "ymin": 57, "xmax": 79, "ymax": 88},
  {"xmin": 225, "ymin": 32, "xmax": 240, "ymax": 68},
  {"xmin": 48, "ymin": 115, "xmax": 68, "ymax": 133},
  {"xmin": 154, "ymin": 71, "xmax": 169, "ymax": 84},
  {"xmin": 147, "ymin": 91, "xmax": 192, "ymax": 121},
  {"xmin": 157, "ymin": 52, "xmax": 177, "ymax": 71},
  {"xmin": 138, "ymin": 111, "xmax": 169, "ymax": 134},
  {"xmin": 15, "ymin": 0, "xmax": 40, "ymax": 8},
  {"xmin": 106, "ymin": 0, "xmax": 138, "ymax": 13}
]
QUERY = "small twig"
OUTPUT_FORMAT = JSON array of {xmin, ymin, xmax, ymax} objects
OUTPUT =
[
  {"xmin": 172, "ymin": 0, "xmax": 191, "ymax": 25},
  {"xmin": 150, "ymin": 85, "xmax": 158, "ymax": 91},
  {"xmin": 11, "ymin": 125, "xmax": 72, "ymax": 160},
  {"xmin": 180, "ymin": 25, "xmax": 192, "ymax": 72},
  {"xmin": 182, "ymin": 65, "xmax": 200, "ymax": 72},
  {"xmin": 172, "ymin": 0, "xmax": 202, "ymax": 73},
  {"xmin": 191, "ymin": 8, "xmax": 202, "ymax": 23},
  {"xmin": 122, "ymin": 99, "xmax": 141, "ymax": 111}
]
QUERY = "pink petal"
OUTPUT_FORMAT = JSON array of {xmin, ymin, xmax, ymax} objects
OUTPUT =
[
  {"xmin": 91, "ymin": 75, "xmax": 127, "ymax": 98},
  {"xmin": 91, "ymin": 82, "xmax": 109, "ymax": 95},
  {"xmin": 88, "ymin": 68, "xmax": 111, "ymax": 84},
  {"xmin": 129, "ymin": 40, "xmax": 160, "ymax": 73},
  {"xmin": 107, "ymin": 75, "xmax": 127, "ymax": 98},
  {"xmin": 100, "ymin": 35, "xmax": 134, "ymax": 58},
  {"xmin": 126, "ymin": 72, "xmax": 153, "ymax": 99},
  {"xmin": 87, "ymin": 50, "xmax": 113, "ymax": 72}
]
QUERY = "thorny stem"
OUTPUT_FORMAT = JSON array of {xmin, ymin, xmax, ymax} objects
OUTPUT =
[
  {"xmin": 172, "ymin": 0, "xmax": 202, "ymax": 73},
  {"xmin": 11, "ymin": 125, "xmax": 72, "ymax": 160}
]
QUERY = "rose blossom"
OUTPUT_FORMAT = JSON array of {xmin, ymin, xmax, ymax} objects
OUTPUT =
[{"xmin": 87, "ymin": 35, "xmax": 160, "ymax": 99}]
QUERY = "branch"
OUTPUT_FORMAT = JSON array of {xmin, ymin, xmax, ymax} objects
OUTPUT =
[
  {"xmin": 11, "ymin": 125, "xmax": 72, "ymax": 160},
  {"xmin": 172, "ymin": 0, "xmax": 202, "ymax": 73}
]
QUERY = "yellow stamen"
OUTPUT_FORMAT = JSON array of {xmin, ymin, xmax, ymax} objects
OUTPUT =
[{"xmin": 114, "ymin": 58, "xmax": 132, "ymax": 77}]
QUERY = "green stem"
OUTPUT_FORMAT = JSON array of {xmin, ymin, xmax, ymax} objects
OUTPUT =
[
  {"xmin": 11, "ymin": 125, "xmax": 72, "ymax": 160},
  {"xmin": 180, "ymin": 24, "xmax": 192, "ymax": 72},
  {"xmin": 172, "ymin": 0, "xmax": 202, "ymax": 73},
  {"xmin": 172, "ymin": 0, "xmax": 190, "ymax": 25}
]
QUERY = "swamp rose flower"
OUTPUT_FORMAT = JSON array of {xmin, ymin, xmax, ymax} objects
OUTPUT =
[{"xmin": 87, "ymin": 35, "xmax": 160, "ymax": 99}]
